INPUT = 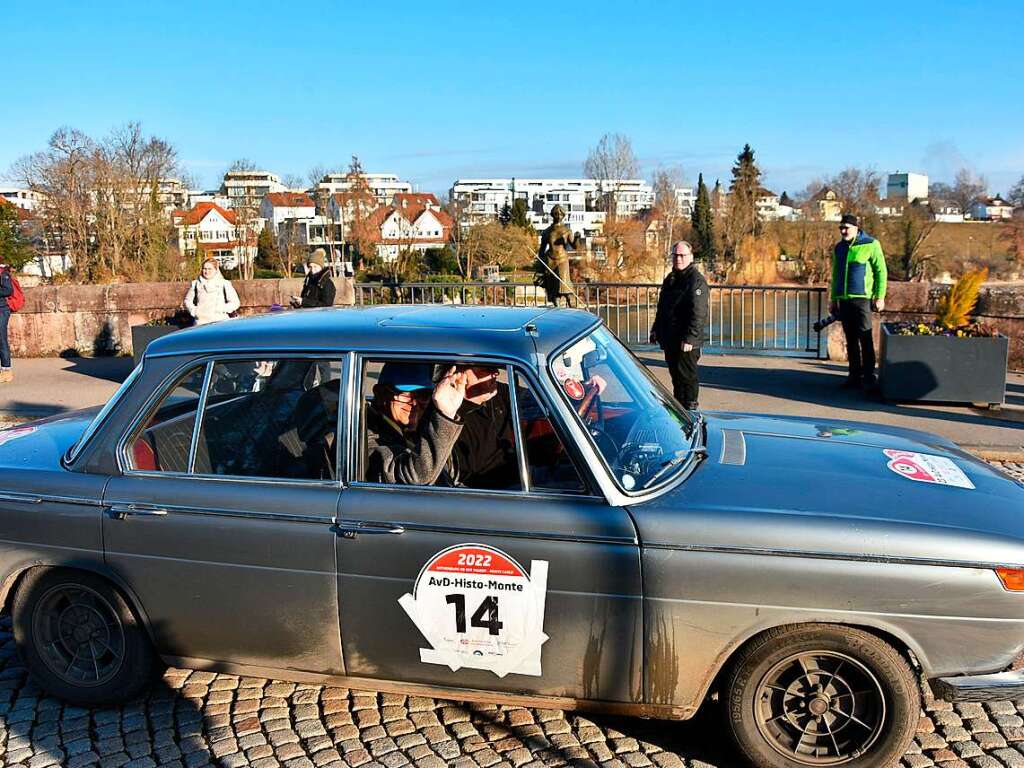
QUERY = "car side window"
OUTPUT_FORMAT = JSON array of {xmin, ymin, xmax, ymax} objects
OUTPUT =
[
  {"xmin": 195, "ymin": 359, "xmax": 343, "ymax": 480},
  {"xmin": 128, "ymin": 366, "xmax": 206, "ymax": 473},
  {"xmin": 360, "ymin": 360, "xmax": 522, "ymax": 491},
  {"xmin": 513, "ymin": 373, "xmax": 588, "ymax": 494}
]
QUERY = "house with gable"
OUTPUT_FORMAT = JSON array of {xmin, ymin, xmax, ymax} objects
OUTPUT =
[
  {"xmin": 373, "ymin": 193, "xmax": 454, "ymax": 262},
  {"xmin": 260, "ymin": 192, "xmax": 316, "ymax": 236},
  {"xmin": 172, "ymin": 201, "xmax": 262, "ymax": 269}
]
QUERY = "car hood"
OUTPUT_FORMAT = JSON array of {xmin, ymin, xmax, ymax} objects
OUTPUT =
[
  {"xmin": 0, "ymin": 408, "xmax": 101, "ymax": 470},
  {"xmin": 629, "ymin": 412, "xmax": 1024, "ymax": 567}
]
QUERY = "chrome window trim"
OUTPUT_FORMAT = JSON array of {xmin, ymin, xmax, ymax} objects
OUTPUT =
[
  {"xmin": 348, "ymin": 352, "xmax": 600, "ymax": 500},
  {"xmin": 341, "ymin": 517, "xmax": 636, "ymax": 547},
  {"xmin": 65, "ymin": 363, "xmax": 143, "ymax": 467},
  {"xmin": 187, "ymin": 362, "xmax": 215, "ymax": 473},
  {"xmin": 346, "ymin": 479, "xmax": 605, "ymax": 502},
  {"xmin": 117, "ymin": 352, "xmax": 349, "ymax": 487},
  {"xmin": 506, "ymin": 364, "xmax": 530, "ymax": 493}
]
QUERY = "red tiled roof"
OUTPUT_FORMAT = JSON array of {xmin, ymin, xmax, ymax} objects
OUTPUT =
[
  {"xmin": 393, "ymin": 192, "xmax": 440, "ymax": 208},
  {"xmin": 0, "ymin": 198, "xmax": 32, "ymax": 221},
  {"xmin": 177, "ymin": 202, "xmax": 237, "ymax": 226},
  {"xmin": 265, "ymin": 192, "xmax": 314, "ymax": 208}
]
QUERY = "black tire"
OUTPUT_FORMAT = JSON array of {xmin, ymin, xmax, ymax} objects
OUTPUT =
[
  {"xmin": 12, "ymin": 568, "xmax": 157, "ymax": 706},
  {"xmin": 724, "ymin": 624, "xmax": 919, "ymax": 768}
]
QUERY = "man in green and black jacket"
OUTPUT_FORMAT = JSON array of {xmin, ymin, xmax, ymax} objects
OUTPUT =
[{"xmin": 830, "ymin": 214, "xmax": 887, "ymax": 390}]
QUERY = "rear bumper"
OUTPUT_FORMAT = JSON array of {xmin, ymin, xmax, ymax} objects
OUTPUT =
[{"xmin": 931, "ymin": 671, "xmax": 1024, "ymax": 702}]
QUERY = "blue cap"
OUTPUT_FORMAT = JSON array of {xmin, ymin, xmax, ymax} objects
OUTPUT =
[{"xmin": 377, "ymin": 362, "xmax": 434, "ymax": 392}]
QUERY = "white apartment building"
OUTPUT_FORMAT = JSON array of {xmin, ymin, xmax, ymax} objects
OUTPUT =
[
  {"xmin": 260, "ymin": 192, "xmax": 316, "ymax": 236},
  {"xmin": 450, "ymin": 177, "xmax": 655, "ymax": 224},
  {"xmin": 221, "ymin": 171, "xmax": 286, "ymax": 208},
  {"xmin": 315, "ymin": 173, "xmax": 413, "ymax": 207},
  {"xmin": 887, "ymin": 172, "xmax": 929, "ymax": 202},
  {"xmin": 0, "ymin": 187, "xmax": 44, "ymax": 212},
  {"xmin": 673, "ymin": 187, "xmax": 695, "ymax": 217}
]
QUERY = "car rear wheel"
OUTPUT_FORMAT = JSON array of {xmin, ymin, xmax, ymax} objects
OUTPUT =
[
  {"xmin": 12, "ymin": 568, "xmax": 157, "ymax": 706},
  {"xmin": 724, "ymin": 624, "xmax": 919, "ymax": 767}
]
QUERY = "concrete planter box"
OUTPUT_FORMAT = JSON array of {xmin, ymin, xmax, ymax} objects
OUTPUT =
[
  {"xmin": 879, "ymin": 323, "xmax": 1008, "ymax": 406},
  {"xmin": 131, "ymin": 325, "xmax": 179, "ymax": 366}
]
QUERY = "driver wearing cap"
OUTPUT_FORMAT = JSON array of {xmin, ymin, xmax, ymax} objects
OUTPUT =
[{"xmin": 365, "ymin": 362, "xmax": 469, "ymax": 485}]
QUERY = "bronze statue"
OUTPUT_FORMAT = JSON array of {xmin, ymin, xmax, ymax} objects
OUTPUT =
[{"xmin": 536, "ymin": 204, "xmax": 580, "ymax": 306}]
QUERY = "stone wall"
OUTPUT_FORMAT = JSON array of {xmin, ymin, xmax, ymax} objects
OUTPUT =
[
  {"xmin": 826, "ymin": 281, "xmax": 1024, "ymax": 370},
  {"xmin": 6, "ymin": 278, "xmax": 1022, "ymax": 369},
  {"xmin": 5, "ymin": 278, "xmax": 354, "ymax": 358}
]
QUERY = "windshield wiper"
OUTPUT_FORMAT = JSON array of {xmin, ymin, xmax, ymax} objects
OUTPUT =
[{"xmin": 640, "ymin": 446, "xmax": 707, "ymax": 490}]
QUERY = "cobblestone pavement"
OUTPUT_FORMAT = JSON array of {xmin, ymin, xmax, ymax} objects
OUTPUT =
[
  {"xmin": 3, "ymin": 611, "xmax": 1024, "ymax": 768},
  {"xmin": 0, "ymin": 415, "xmax": 1022, "ymax": 768}
]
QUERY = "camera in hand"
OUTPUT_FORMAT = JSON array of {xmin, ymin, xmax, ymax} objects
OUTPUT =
[{"xmin": 813, "ymin": 314, "xmax": 839, "ymax": 333}]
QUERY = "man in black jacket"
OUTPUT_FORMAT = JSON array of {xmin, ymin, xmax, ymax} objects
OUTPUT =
[
  {"xmin": 649, "ymin": 241, "xmax": 709, "ymax": 409},
  {"xmin": 291, "ymin": 248, "xmax": 336, "ymax": 309}
]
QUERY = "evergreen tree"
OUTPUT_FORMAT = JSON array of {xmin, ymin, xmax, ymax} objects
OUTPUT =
[
  {"xmin": 725, "ymin": 143, "xmax": 762, "ymax": 254},
  {"xmin": 0, "ymin": 203, "xmax": 34, "ymax": 271},
  {"xmin": 256, "ymin": 226, "xmax": 278, "ymax": 269},
  {"xmin": 691, "ymin": 173, "xmax": 716, "ymax": 261},
  {"xmin": 510, "ymin": 198, "xmax": 534, "ymax": 233},
  {"xmin": 498, "ymin": 201, "xmax": 512, "ymax": 226}
]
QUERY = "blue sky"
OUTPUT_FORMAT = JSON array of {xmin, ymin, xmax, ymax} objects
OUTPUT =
[{"xmin": 5, "ymin": 1, "xmax": 1023, "ymax": 198}]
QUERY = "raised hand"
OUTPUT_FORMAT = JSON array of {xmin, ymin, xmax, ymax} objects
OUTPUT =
[{"xmin": 432, "ymin": 366, "xmax": 468, "ymax": 420}]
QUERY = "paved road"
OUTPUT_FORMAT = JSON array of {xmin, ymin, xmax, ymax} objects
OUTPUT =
[
  {"xmin": 4, "ymin": 603, "xmax": 1024, "ymax": 768},
  {"xmin": 1, "ymin": 463, "xmax": 1023, "ymax": 768}
]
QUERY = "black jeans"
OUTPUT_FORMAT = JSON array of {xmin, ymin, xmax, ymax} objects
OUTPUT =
[
  {"xmin": 839, "ymin": 299, "xmax": 874, "ymax": 381},
  {"xmin": 0, "ymin": 309, "xmax": 10, "ymax": 368},
  {"xmin": 664, "ymin": 345, "xmax": 701, "ymax": 407}
]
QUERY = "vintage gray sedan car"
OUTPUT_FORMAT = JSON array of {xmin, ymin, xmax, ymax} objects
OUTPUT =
[{"xmin": 2, "ymin": 305, "xmax": 1024, "ymax": 767}]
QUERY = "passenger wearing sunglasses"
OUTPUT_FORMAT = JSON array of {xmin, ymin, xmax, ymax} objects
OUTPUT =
[{"xmin": 365, "ymin": 362, "xmax": 468, "ymax": 485}]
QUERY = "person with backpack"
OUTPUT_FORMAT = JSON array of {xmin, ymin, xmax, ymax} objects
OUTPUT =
[
  {"xmin": 183, "ymin": 258, "xmax": 241, "ymax": 326},
  {"xmin": 0, "ymin": 263, "xmax": 23, "ymax": 384}
]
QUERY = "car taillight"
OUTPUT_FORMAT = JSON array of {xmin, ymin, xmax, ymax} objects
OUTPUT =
[{"xmin": 995, "ymin": 568, "xmax": 1024, "ymax": 591}]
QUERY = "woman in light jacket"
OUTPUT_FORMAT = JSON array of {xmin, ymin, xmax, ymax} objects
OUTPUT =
[{"xmin": 183, "ymin": 258, "xmax": 241, "ymax": 325}]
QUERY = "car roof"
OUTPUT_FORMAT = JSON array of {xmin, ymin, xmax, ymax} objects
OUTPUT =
[{"xmin": 145, "ymin": 305, "xmax": 600, "ymax": 365}]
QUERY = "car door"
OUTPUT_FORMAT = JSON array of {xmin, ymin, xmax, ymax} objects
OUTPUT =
[
  {"xmin": 103, "ymin": 355, "xmax": 346, "ymax": 675},
  {"xmin": 336, "ymin": 357, "xmax": 642, "ymax": 703}
]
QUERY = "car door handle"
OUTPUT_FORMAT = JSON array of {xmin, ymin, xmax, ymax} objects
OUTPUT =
[
  {"xmin": 108, "ymin": 504, "xmax": 169, "ymax": 520},
  {"xmin": 335, "ymin": 521, "xmax": 406, "ymax": 539}
]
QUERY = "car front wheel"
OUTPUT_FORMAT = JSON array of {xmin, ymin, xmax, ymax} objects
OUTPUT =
[
  {"xmin": 724, "ymin": 624, "xmax": 919, "ymax": 767},
  {"xmin": 12, "ymin": 568, "xmax": 157, "ymax": 706}
]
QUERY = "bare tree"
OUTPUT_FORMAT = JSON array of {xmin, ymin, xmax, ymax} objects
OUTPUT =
[
  {"xmin": 12, "ymin": 123, "xmax": 180, "ymax": 281},
  {"xmin": 825, "ymin": 167, "xmax": 882, "ymax": 214},
  {"xmin": 282, "ymin": 173, "xmax": 305, "ymax": 190},
  {"xmin": 651, "ymin": 165, "xmax": 685, "ymax": 259},
  {"xmin": 584, "ymin": 133, "xmax": 639, "ymax": 218},
  {"xmin": 950, "ymin": 167, "xmax": 988, "ymax": 217}
]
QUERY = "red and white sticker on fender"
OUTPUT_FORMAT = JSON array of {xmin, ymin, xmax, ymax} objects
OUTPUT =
[
  {"xmin": 398, "ymin": 544, "xmax": 549, "ymax": 678},
  {"xmin": 883, "ymin": 449, "xmax": 975, "ymax": 489}
]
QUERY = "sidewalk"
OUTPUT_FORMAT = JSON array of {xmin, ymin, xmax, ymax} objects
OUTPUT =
[{"xmin": 1, "ymin": 353, "xmax": 1022, "ymax": 455}]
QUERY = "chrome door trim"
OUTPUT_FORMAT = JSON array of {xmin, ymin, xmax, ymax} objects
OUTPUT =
[
  {"xmin": 0, "ymin": 492, "xmax": 104, "ymax": 507},
  {"xmin": 506, "ymin": 363, "xmax": 531, "ymax": 493},
  {"xmin": 341, "ymin": 517, "xmax": 636, "ymax": 547},
  {"xmin": 643, "ymin": 541, "xmax": 1024, "ymax": 571},
  {"xmin": 101, "ymin": 499, "xmax": 335, "ymax": 525}
]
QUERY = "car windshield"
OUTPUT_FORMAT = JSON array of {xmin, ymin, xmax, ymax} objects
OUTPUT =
[
  {"xmin": 550, "ymin": 326, "xmax": 702, "ymax": 492},
  {"xmin": 64, "ymin": 362, "xmax": 143, "ymax": 464}
]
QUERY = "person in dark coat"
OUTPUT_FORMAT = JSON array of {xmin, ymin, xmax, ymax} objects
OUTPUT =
[
  {"xmin": 649, "ymin": 241, "xmax": 709, "ymax": 409},
  {"xmin": 365, "ymin": 362, "xmax": 468, "ymax": 485},
  {"xmin": 291, "ymin": 248, "xmax": 336, "ymax": 309}
]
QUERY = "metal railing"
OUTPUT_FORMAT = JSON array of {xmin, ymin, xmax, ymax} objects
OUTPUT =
[{"xmin": 354, "ymin": 281, "xmax": 827, "ymax": 358}]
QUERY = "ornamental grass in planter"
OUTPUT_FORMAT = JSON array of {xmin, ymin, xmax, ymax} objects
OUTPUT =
[{"xmin": 879, "ymin": 269, "xmax": 1008, "ymax": 406}]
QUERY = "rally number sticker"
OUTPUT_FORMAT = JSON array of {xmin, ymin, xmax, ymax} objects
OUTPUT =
[
  {"xmin": 399, "ymin": 544, "xmax": 549, "ymax": 678},
  {"xmin": 884, "ymin": 449, "xmax": 975, "ymax": 489}
]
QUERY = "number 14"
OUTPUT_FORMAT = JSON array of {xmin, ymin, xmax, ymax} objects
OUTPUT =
[{"xmin": 445, "ymin": 594, "xmax": 504, "ymax": 636}]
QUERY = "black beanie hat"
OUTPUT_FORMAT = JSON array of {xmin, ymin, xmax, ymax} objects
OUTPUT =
[{"xmin": 840, "ymin": 213, "xmax": 860, "ymax": 227}]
